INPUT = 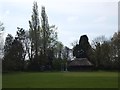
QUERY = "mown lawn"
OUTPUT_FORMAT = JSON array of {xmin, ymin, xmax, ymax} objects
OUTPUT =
[
  {"xmin": 2, "ymin": 71, "xmax": 118, "ymax": 88},
  {"xmin": 0, "ymin": 73, "xmax": 1, "ymax": 89}
]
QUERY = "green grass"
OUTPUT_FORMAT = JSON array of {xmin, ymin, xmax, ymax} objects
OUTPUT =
[
  {"xmin": 0, "ymin": 73, "xmax": 2, "ymax": 89},
  {"xmin": 2, "ymin": 71, "xmax": 118, "ymax": 88}
]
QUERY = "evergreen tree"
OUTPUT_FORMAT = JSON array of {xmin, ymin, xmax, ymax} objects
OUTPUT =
[
  {"xmin": 73, "ymin": 35, "xmax": 91, "ymax": 58},
  {"xmin": 11, "ymin": 38, "xmax": 24, "ymax": 71},
  {"xmin": 3, "ymin": 34, "xmax": 14, "ymax": 71},
  {"xmin": 3, "ymin": 34, "xmax": 24, "ymax": 71}
]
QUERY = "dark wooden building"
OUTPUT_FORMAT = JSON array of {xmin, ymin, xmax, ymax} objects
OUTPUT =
[{"xmin": 68, "ymin": 58, "xmax": 93, "ymax": 71}]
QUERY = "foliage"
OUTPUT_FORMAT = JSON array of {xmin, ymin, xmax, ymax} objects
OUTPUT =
[
  {"xmin": 110, "ymin": 32, "xmax": 120, "ymax": 69},
  {"xmin": 0, "ymin": 21, "xmax": 4, "ymax": 32},
  {"xmin": 73, "ymin": 35, "xmax": 91, "ymax": 58},
  {"xmin": 3, "ymin": 34, "xmax": 25, "ymax": 71},
  {"xmin": 90, "ymin": 34, "xmax": 120, "ymax": 70},
  {"xmin": 2, "ymin": 1, "xmax": 120, "ymax": 72},
  {"xmin": 0, "ymin": 21, "xmax": 4, "ymax": 57},
  {"xmin": 29, "ymin": 2, "xmax": 40, "ymax": 60},
  {"xmin": 10, "ymin": 38, "xmax": 24, "ymax": 70},
  {"xmin": 27, "ymin": 2, "xmax": 59, "ymax": 71},
  {"xmin": 3, "ymin": 34, "xmax": 14, "ymax": 71}
]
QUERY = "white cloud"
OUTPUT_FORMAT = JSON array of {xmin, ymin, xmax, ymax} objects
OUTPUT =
[
  {"xmin": 5, "ymin": 10, "xmax": 10, "ymax": 15},
  {"xmin": 93, "ymin": 16, "xmax": 107, "ymax": 23},
  {"xmin": 67, "ymin": 16, "xmax": 79, "ymax": 23},
  {"xmin": 0, "ymin": 0, "xmax": 34, "ymax": 3}
]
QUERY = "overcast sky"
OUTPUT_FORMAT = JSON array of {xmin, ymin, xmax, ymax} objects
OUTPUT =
[{"xmin": 0, "ymin": 0, "xmax": 118, "ymax": 48}]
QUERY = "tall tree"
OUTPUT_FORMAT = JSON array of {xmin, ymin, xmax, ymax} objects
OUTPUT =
[
  {"xmin": 16, "ymin": 27, "xmax": 29, "ymax": 70},
  {"xmin": 73, "ymin": 35, "xmax": 91, "ymax": 58},
  {"xmin": 0, "ymin": 21, "xmax": 4, "ymax": 73},
  {"xmin": 54, "ymin": 41, "xmax": 64, "ymax": 71},
  {"xmin": 100, "ymin": 41, "xmax": 111, "ymax": 69},
  {"xmin": 41, "ymin": 6, "xmax": 50, "ymax": 58},
  {"xmin": 91, "ymin": 36, "xmax": 112, "ymax": 69},
  {"xmin": 111, "ymin": 32, "xmax": 120, "ymax": 69},
  {"xmin": 28, "ymin": 2, "xmax": 41, "ymax": 71},
  {"xmin": 0, "ymin": 21, "xmax": 4, "ymax": 57},
  {"xmin": 16, "ymin": 27, "xmax": 26, "ymax": 60},
  {"xmin": 40, "ymin": 6, "xmax": 58, "ymax": 68},
  {"xmin": 79, "ymin": 35, "xmax": 91, "ymax": 54},
  {"xmin": 11, "ymin": 38, "xmax": 24, "ymax": 71},
  {"xmin": 28, "ymin": 2, "xmax": 58, "ymax": 70},
  {"xmin": 29, "ymin": 1, "xmax": 40, "ymax": 61},
  {"xmin": 3, "ymin": 34, "xmax": 14, "ymax": 71},
  {"xmin": 3, "ymin": 34, "xmax": 13, "ymax": 58},
  {"xmin": 54, "ymin": 41, "xmax": 63, "ymax": 59},
  {"xmin": 3, "ymin": 34, "xmax": 24, "ymax": 71}
]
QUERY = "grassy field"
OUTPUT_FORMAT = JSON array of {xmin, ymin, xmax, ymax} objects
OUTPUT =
[
  {"xmin": 2, "ymin": 71, "xmax": 118, "ymax": 88},
  {"xmin": 0, "ymin": 73, "xmax": 1, "ymax": 89}
]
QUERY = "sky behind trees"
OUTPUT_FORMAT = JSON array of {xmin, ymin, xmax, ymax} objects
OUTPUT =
[{"xmin": 0, "ymin": 0, "xmax": 118, "ymax": 48}]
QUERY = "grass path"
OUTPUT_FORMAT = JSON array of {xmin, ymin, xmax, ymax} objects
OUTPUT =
[{"xmin": 2, "ymin": 71, "xmax": 118, "ymax": 88}]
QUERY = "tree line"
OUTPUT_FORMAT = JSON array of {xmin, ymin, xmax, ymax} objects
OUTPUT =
[
  {"xmin": 89, "ymin": 34, "xmax": 120, "ymax": 70},
  {"xmin": 72, "ymin": 34, "xmax": 120, "ymax": 70},
  {"xmin": 1, "ymin": 2, "xmax": 120, "ymax": 72},
  {"xmin": 2, "ymin": 2, "xmax": 70, "ymax": 72}
]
